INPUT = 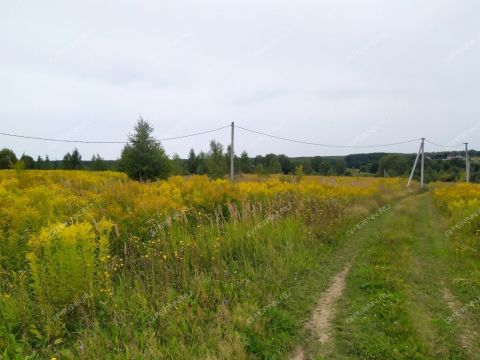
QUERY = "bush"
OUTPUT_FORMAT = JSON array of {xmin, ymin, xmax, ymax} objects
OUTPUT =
[{"xmin": 27, "ymin": 220, "xmax": 112, "ymax": 313}]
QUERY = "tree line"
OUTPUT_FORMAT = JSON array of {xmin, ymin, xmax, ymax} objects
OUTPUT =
[
  {"xmin": 0, "ymin": 118, "xmax": 477, "ymax": 182},
  {"xmin": 0, "ymin": 148, "xmax": 112, "ymax": 171},
  {"xmin": 0, "ymin": 119, "xmax": 347, "ymax": 179}
]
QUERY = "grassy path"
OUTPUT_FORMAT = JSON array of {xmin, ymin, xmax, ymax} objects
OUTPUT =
[{"xmin": 296, "ymin": 192, "xmax": 480, "ymax": 359}]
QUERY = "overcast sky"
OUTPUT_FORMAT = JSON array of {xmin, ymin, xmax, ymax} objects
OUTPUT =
[{"xmin": 1, "ymin": 0, "xmax": 480, "ymax": 160}]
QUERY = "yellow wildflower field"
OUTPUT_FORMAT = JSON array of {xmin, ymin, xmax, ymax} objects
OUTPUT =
[{"xmin": 0, "ymin": 170, "xmax": 406, "ymax": 358}]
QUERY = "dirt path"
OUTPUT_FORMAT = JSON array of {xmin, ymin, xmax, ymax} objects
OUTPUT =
[
  {"xmin": 292, "ymin": 264, "xmax": 351, "ymax": 360},
  {"xmin": 292, "ymin": 193, "xmax": 480, "ymax": 359},
  {"xmin": 306, "ymin": 263, "xmax": 351, "ymax": 344},
  {"xmin": 443, "ymin": 287, "xmax": 480, "ymax": 358},
  {"xmin": 292, "ymin": 347, "xmax": 304, "ymax": 360}
]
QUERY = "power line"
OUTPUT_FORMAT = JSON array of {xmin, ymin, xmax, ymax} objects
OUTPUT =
[
  {"xmin": 0, "ymin": 125, "xmax": 230, "ymax": 144},
  {"xmin": 424, "ymin": 139, "xmax": 465, "ymax": 149},
  {"xmin": 236, "ymin": 125, "xmax": 421, "ymax": 148},
  {"xmin": 0, "ymin": 125, "xmax": 473, "ymax": 150},
  {"xmin": 0, "ymin": 132, "xmax": 126, "ymax": 144},
  {"xmin": 159, "ymin": 125, "xmax": 230, "ymax": 141}
]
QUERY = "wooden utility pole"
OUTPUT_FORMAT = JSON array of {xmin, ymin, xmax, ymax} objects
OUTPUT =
[
  {"xmin": 465, "ymin": 142, "xmax": 470, "ymax": 183},
  {"xmin": 408, "ymin": 138, "xmax": 425, "ymax": 188},
  {"xmin": 230, "ymin": 122, "xmax": 235, "ymax": 181},
  {"xmin": 420, "ymin": 137, "xmax": 425, "ymax": 187}
]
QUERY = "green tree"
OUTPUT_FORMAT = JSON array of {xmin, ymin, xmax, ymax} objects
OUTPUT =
[
  {"xmin": 302, "ymin": 159, "xmax": 313, "ymax": 174},
  {"xmin": 91, "ymin": 154, "xmax": 107, "ymax": 171},
  {"xmin": 206, "ymin": 140, "xmax": 227, "ymax": 179},
  {"xmin": 71, "ymin": 149, "xmax": 82, "ymax": 169},
  {"xmin": 44, "ymin": 155, "xmax": 51, "ymax": 169},
  {"xmin": 278, "ymin": 154, "xmax": 293, "ymax": 174},
  {"xmin": 196, "ymin": 151, "xmax": 207, "ymax": 174},
  {"xmin": 295, "ymin": 164, "xmax": 304, "ymax": 182},
  {"xmin": 0, "ymin": 148, "xmax": 17, "ymax": 169},
  {"xmin": 171, "ymin": 153, "xmax": 185, "ymax": 175},
  {"xmin": 63, "ymin": 148, "xmax": 82, "ymax": 170},
  {"xmin": 255, "ymin": 163, "xmax": 266, "ymax": 176},
  {"xmin": 13, "ymin": 159, "xmax": 25, "ymax": 175},
  {"xmin": 265, "ymin": 154, "xmax": 282, "ymax": 174},
  {"xmin": 187, "ymin": 149, "xmax": 198, "ymax": 174},
  {"xmin": 311, "ymin": 156, "xmax": 323, "ymax": 173},
  {"xmin": 20, "ymin": 154, "xmax": 34, "ymax": 169},
  {"xmin": 377, "ymin": 154, "xmax": 409, "ymax": 177},
  {"xmin": 36, "ymin": 156, "xmax": 44, "ymax": 169},
  {"xmin": 335, "ymin": 159, "xmax": 347, "ymax": 176},
  {"xmin": 254, "ymin": 155, "xmax": 265, "ymax": 167},
  {"xmin": 63, "ymin": 152, "xmax": 71, "ymax": 169},
  {"xmin": 319, "ymin": 161, "xmax": 333, "ymax": 175},
  {"xmin": 240, "ymin": 151, "xmax": 252, "ymax": 173},
  {"xmin": 120, "ymin": 118, "xmax": 171, "ymax": 180}
]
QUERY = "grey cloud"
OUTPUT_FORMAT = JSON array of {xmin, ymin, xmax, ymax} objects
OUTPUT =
[{"xmin": 1, "ymin": 0, "xmax": 479, "ymax": 159}]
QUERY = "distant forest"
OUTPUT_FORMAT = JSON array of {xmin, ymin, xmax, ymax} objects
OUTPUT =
[{"xmin": 1, "ymin": 146, "xmax": 477, "ymax": 183}]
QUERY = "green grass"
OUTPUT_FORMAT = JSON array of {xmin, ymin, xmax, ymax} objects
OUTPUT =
[
  {"xmin": 321, "ymin": 194, "xmax": 474, "ymax": 359},
  {"xmin": 10, "ymin": 179, "xmax": 477, "ymax": 359},
  {"xmin": 1, "ymin": 204, "xmax": 378, "ymax": 359}
]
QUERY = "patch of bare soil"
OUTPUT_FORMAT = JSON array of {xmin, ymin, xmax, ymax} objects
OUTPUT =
[
  {"xmin": 292, "ymin": 347, "xmax": 304, "ymax": 360},
  {"xmin": 443, "ymin": 287, "xmax": 479, "ymax": 358},
  {"xmin": 292, "ymin": 264, "xmax": 352, "ymax": 360},
  {"xmin": 306, "ymin": 264, "xmax": 351, "ymax": 344}
]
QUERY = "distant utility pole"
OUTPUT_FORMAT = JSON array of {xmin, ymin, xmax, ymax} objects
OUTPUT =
[
  {"xmin": 465, "ymin": 142, "xmax": 470, "ymax": 183},
  {"xmin": 230, "ymin": 122, "xmax": 235, "ymax": 181},
  {"xmin": 408, "ymin": 138, "xmax": 425, "ymax": 188},
  {"xmin": 421, "ymin": 137, "xmax": 425, "ymax": 187}
]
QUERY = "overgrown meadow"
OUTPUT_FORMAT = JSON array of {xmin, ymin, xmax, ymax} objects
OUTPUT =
[
  {"xmin": 0, "ymin": 170, "xmax": 405, "ymax": 359},
  {"xmin": 432, "ymin": 183, "xmax": 480, "ymax": 315}
]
